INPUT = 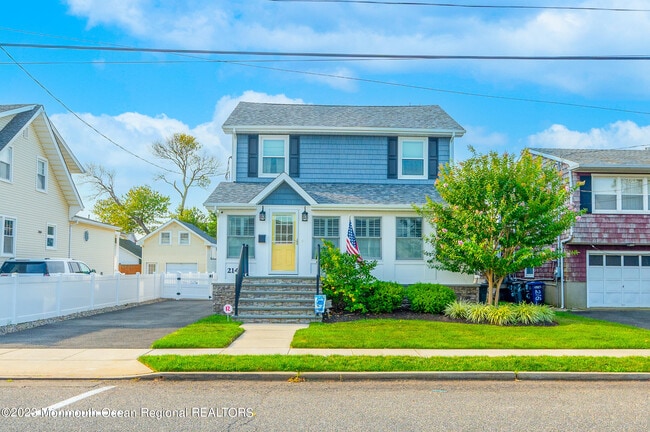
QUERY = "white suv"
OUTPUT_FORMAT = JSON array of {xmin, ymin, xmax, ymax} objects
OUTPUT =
[{"xmin": 0, "ymin": 258, "xmax": 95, "ymax": 276}]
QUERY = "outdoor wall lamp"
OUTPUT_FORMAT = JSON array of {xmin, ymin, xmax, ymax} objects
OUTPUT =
[
  {"xmin": 301, "ymin": 206, "xmax": 309, "ymax": 222},
  {"xmin": 259, "ymin": 206, "xmax": 266, "ymax": 221}
]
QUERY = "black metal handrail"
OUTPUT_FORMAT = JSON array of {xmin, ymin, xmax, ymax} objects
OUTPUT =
[
  {"xmin": 234, "ymin": 244, "xmax": 249, "ymax": 316},
  {"xmin": 316, "ymin": 244, "xmax": 321, "ymax": 295}
]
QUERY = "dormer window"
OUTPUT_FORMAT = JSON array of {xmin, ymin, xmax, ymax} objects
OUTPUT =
[
  {"xmin": 398, "ymin": 137, "xmax": 427, "ymax": 179},
  {"xmin": 260, "ymin": 135, "xmax": 289, "ymax": 177}
]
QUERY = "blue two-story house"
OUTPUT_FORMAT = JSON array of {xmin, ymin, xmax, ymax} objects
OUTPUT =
[{"xmin": 204, "ymin": 102, "xmax": 474, "ymax": 287}]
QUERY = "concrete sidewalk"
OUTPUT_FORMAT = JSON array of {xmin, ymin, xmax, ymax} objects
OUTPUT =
[{"xmin": 0, "ymin": 324, "xmax": 648, "ymax": 380}]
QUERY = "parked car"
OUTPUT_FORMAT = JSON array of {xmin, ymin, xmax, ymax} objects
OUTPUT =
[{"xmin": 0, "ymin": 258, "xmax": 95, "ymax": 276}]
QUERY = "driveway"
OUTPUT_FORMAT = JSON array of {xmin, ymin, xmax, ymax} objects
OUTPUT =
[
  {"xmin": 570, "ymin": 309, "xmax": 650, "ymax": 330},
  {"xmin": 0, "ymin": 300, "xmax": 214, "ymax": 348}
]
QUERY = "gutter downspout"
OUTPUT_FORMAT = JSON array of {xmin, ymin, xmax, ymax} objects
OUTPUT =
[
  {"xmin": 450, "ymin": 132, "xmax": 456, "ymax": 164},
  {"xmin": 558, "ymin": 164, "xmax": 576, "ymax": 310}
]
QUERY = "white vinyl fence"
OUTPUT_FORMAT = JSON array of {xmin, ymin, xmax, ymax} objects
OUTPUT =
[{"xmin": 0, "ymin": 272, "xmax": 215, "ymax": 326}]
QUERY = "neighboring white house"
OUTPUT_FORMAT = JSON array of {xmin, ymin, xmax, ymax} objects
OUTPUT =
[
  {"xmin": 138, "ymin": 219, "xmax": 217, "ymax": 274},
  {"xmin": 70, "ymin": 216, "xmax": 119, "ymax": 275},
  {"xmin": 0, "ymin": 104, "xmax": 118, "ymax": 274}
]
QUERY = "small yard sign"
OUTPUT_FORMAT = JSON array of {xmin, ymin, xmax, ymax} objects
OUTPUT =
[
  {"xmin": 223, "ymin": 304, "xmax": 233, "ymax": 314},
  {"xmin": 314, "ymin": 295, "xmax": 326, "ymax": 314}
]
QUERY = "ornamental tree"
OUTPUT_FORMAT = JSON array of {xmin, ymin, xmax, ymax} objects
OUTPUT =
[{"xmin": 416, "ymin": 149, "xmax": 582, "ymax": 305}]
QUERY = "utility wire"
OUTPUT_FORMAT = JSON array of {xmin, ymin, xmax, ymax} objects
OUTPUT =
[
  {"xmin": 0, "ymin": 45, "xmax": 178, "ymax": 173},
  {"xmin": 3, "ymin": 42, "xmax": 650, "ymax": 61},
  {"xmin": 270, "ymin": 0, "xmax": 650, "ymax": 13}
]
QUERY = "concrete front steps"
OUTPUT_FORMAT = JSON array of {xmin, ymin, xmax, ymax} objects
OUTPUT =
[{"xmin": 235, "ymin": 276, "xmax": 323, "ymax": 324}]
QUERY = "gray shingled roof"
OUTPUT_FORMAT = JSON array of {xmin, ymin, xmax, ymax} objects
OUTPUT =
[
  {"xmin": 119, "ymin": 238, "xmax": 142, "ymax": 258},
  {"xmin": 223, "ymin": 102, "xmax": 465, "ymax": 134},
  {"xmin": 0, "ymin": 105, "xmax": 40, "ymax": 151},
  {"xmin": 530, "ymin": 148, "xmax": 650, "ymax": 169},
  {"xmin": 204, "ymin": 181, "xmax": 441, "ymax": 206}
]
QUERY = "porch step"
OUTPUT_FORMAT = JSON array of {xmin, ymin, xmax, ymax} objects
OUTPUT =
[{"xmin": 235, "ymin": 277, "xmax": 323, "ymax": 324}]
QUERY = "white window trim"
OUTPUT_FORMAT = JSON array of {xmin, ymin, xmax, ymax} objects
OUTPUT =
[
  {"xmin": 46, "ymin": 223, "xmax": 57, "ymax": 250},
  {"xmin": 178, "ymin": 231, "xmax": 191, "ymax": 245},
  {"xmin": 1, "ymin": 215, "xmax": 17, "ymax": 257},
  {"xmin": 592, "ymin": 175, "xmax": 649, "ymax": 214},
  {"xmin": 36, "ymin": 157, "xmax": 48, "ymax": 192},
  {"xmin": 0, "ymin": 145, "xmax": 13, "ymax": 183},
  {"xmin": 146, "ymin": 263, "xmax": 157, "ymax": 274},
  {"xmin": 395, "ymin": 217, "xmax": 424, "ymax": 261},
  {"xmin": 259, "ymin": 135, "xmax": 289, "ymax": 178},
  {"xmin": 398, "ymin": 137, "xmax": 428, "ymax": 180},
  {"xmin": 159, "ymin": 231, "xmax": 172, "ymax": 245}
]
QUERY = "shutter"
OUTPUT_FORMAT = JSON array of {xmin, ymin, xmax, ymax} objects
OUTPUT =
[
  {"xmin": 387, "ymin": 137, "xmax": 398, "ymax": 179},
  {"xmin": 289, "ymin": 135, "xmax": 300, "ymax": 177},
  {"xmin": 248, "ymin": 135, "xmax": 258, "ymax": 178},
  {"xmin": 428, "ymin": 137, "xmax": 439, "ymax": 179},
  {"xmin": 579, "ymin": 174, "xmax": 592, "ymax": 214}
]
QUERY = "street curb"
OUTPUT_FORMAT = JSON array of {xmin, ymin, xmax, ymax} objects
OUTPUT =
[{"xmin": 515, "ymin": 372, "xmax": 650, "ymax": 381}]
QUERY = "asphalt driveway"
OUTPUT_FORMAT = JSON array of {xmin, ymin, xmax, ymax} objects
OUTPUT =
[
  {"xmin": 0, "ymin": 300, "xmax": 214, "ymax": 348},
  {"xmin": 570, "ymin": 309, "xmax": 650, "ymax": 330}
]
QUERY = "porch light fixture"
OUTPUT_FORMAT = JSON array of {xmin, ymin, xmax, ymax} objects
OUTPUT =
[
  {"xmin": 302, "ymin": 206, "xmax": 309, "ymax": 222},
  {"xmin": 259, "ymin": 206, "xmax": 266, "ymax": 221}
]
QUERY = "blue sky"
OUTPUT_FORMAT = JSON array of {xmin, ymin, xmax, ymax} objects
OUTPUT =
[{"xmin": 2, "ymin": 1, "xmax": 650, "ymax": 213}]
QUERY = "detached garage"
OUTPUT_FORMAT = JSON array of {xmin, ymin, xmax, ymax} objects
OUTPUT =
[{"xmin": 587, "ymin": 252, "xmax": 650, "ymax": 308}]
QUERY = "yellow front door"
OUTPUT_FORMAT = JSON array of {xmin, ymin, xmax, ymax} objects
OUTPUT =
[{"xmin": 271, "ymin": 213, "xmax": 296, "ymax": 272}]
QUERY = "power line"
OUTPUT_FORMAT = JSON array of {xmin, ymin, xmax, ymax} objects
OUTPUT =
[
  {"xmin": 0, "ymin": 45, "xmax": 178, "ymax": 173},
  {"xmin": 269, "ymin": 0, "xmax": 650, "ymax": 13},
  {"xmin": 3, "ymin": 42, "xmax": 650, "ymax": 61}
]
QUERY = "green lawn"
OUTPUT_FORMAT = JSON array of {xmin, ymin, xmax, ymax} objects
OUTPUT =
[
  {"xmin": 151, "ymin": 314, "xmax": 243, "ymax": 349},
  {"xmin": 140, "ymin": 354, "xmax": 650, "ymax": 373},
  {"xmin": 291, "ymin": 312, "xmax": 650, "ymax": 349}
]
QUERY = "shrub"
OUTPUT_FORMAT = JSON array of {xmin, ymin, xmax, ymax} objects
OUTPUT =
[
  {"xmin": 443, "ymin": 300, "xmax": 470, "ymax": 320},
  {"xmin": 406, "ymin": 283, "xmax": 457, "ymax": 314},
  {"xmin": 486, "ymin": 304, "xmax": 517, "ymax": 326},
  {"xmin": 466, "ymin": 302, "xmax": 490, "ymax": 323},
  {"xmin": 319, "ymin": 240, "xmax": 377, "ymax": 313},
  {"xmin": 365, "ymin": 281, "xmax": 405, "ymax": 313}
]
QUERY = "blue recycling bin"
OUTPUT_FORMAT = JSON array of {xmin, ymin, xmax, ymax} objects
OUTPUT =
[{"xmin": 526, "ymin": 281, "xmax": 545, "ymax": 305}]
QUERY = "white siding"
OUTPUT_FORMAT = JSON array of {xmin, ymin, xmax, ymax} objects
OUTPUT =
[
  {"xmin": 70, "ymin": 221, "xmax": 118, "ymax": 275},
  {"xmin": 0, "ymin": 123, "xmax": 71, "ymax": 266}
]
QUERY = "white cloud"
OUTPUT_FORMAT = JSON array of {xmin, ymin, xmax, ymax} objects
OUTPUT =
[
  {"xmin": 64, "ymin": 0, "xmax": 650, "ymax": 95},
  {"xmin": 51, "ymin": 91, "xmax": 304, "ymax": 215},
  {"xmin": 456, "ymin": 126, "xmax": 510, "ymax": 161},
  {"xmin": 527, "ymin": 121, "xmax": 650, "ymax": 149}
]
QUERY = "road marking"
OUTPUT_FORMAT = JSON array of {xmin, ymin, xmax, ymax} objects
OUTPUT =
[{"xmin": 33, "ymin": 386, "xmax": 115, "ymax": 417}]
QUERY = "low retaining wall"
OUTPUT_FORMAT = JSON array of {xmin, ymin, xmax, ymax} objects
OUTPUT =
[{"xmin": 213, "ymin": 283, "xmax": 235, "ymax": 314}]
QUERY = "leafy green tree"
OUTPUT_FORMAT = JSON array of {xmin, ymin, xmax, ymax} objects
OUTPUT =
[
  {"xmin": 416, "ymin": 149, "xmax": 582, "ymax": 305},
  {"xmin": 152, "ymin": 133, "xmax": 222, "ymax": 213},
  {"xmin": 173, "ymin": 206, "xmax": 217, "ymax": 237},
  {"xmin": 93, "ymin": 185, "xmax": 170, "ymax": 235}
]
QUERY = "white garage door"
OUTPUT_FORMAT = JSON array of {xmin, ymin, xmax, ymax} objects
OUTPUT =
[
  {"xmin": 587, "ymin": 253, "xmax": 650, "ymax": 307},
  {"xmin": 165, "ymin": 263, "xmax": 198, "ymax": 273}
]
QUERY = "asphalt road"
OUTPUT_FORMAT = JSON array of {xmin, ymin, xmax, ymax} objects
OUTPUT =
[
  {"xmin": 0, "ymin": 300, "xmax": 214, "ymax": 348},
  {"xmin": 0, "ymin": 380, "xmax": 648, "ymax": 432}
]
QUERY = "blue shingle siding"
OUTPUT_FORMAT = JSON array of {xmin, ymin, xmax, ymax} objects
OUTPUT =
[
  {"xmin": 235, "ymin": 134, "xmax": 451, "ymax": 184},
  {"xmin": 261, "ymin": 182, "xmax": 309, "ymax": 206}
]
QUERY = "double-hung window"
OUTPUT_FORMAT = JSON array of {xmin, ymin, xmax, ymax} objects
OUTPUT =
[
  {"xmin": 1, "ymin": 217, "xmax": 16, "ymax": 256},
  {"xmin": 0, "ymin": 146, "xmax": 12, "ymax": 182},
  {"xmin": 312, "ymin": 216, "xmax": 340, "ymax": 258},
  {"xmin": 36, "ymin": 157, "xmax": 47, "ymax": 192},
  {"xmin": 179, "ymin": 232, "xmax": 190, "ymax": 245},
  {"xmin": 46, "ymin": 224, "xmax": 57, "ymax": 249},
  {"xmin": 593, "ymin": 176, "xmax": 648, "ymax": 212},
  {"xmin": 160, "ymin": 231, "xmax": 172, "ymax": 245},
  {"xmin": 398, "ymin": 137, "xmax": 427, "ymax": 179},
  {"xmin": 355, "ymin": 217, "xmax": 381, "ymax": 259},
  {"xmin": 396, "ymin": 217, "xmax": 423, "ymax": 260},
  {"xmin": 227, "ymin": 216, "xmax": 255, "ymax": 258},
  {"xmin": 260, "ymin": 135, "xmax": 288, "ymax": 176}
]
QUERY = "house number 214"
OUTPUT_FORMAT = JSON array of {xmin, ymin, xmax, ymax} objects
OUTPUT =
[{"xmin": 226, "ymin": 267, "xmax": 238, "ymax": 274}]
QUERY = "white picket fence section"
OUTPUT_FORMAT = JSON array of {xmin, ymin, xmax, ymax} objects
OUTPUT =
[{"xmin": 0, "ymin": 272, "xmax": 215, "ymax": 326}]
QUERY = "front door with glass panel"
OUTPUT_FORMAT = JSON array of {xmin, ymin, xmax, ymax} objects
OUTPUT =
[{"xmin": 271, "ymin": 213, "xmax": 297, "ymax": 273}]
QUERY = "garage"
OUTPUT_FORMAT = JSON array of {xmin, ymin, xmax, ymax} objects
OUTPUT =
[
  {"xmin": 165, "ymin": 263, "xmax": 198, "ymax": 273},
  {"xmin": 587, "ymin": 252, "xmax": 650, "ymax": 307}
]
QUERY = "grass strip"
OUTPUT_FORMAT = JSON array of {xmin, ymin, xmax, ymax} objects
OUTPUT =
[
  {"xmin": 151, "ymin": 314, "xmax": 243, "ymax": 349},
  {"xmin": 140, "ymin": 354, "xmax": 650, "ymax": 373},
  {"xmin": 291, "ymin": 312, "xmax": 650, "ymax": 349}
]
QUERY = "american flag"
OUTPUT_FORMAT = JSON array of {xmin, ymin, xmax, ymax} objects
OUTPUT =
[{"xmin": 346, "ymin": 219, "xmax": 363, "ymax": 262}]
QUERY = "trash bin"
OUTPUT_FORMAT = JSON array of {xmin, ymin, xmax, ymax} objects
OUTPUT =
[
  {"xmin": 526, "ymin": 281, "xmax": 545, "ymax": 305},
  {"xmin": 479, "ymin": 283, "xmax": 488, "ymax": 303},
  {"xmin": 510, "ymin": 281, "xmax": 524, "ymax": 304}
]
